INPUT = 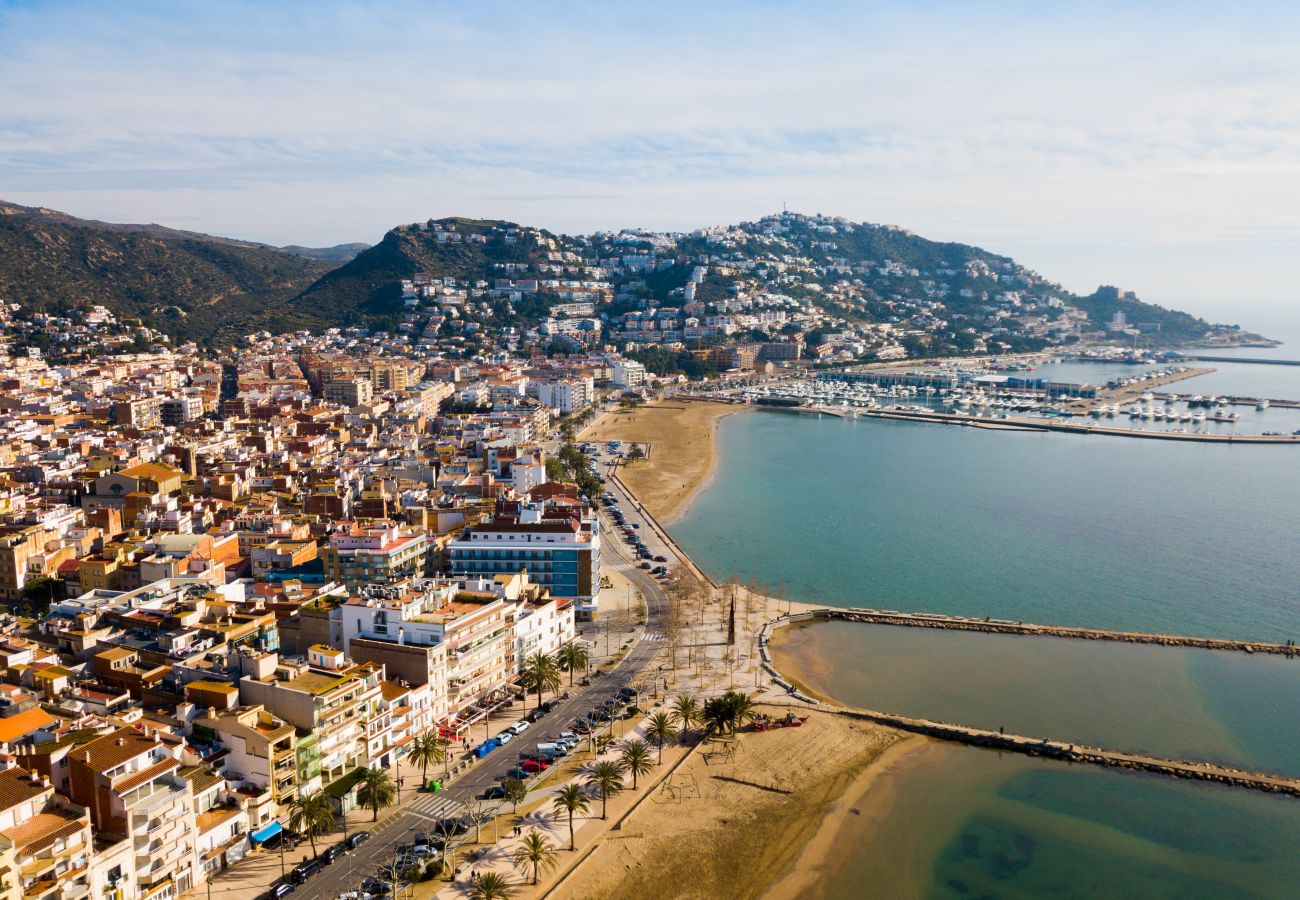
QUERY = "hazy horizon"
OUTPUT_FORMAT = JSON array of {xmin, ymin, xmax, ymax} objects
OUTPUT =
[{"xmin": 3, "ymin": 1, "xmax": 1299, "ymax": 316}]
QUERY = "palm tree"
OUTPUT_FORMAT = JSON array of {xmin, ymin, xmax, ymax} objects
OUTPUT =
[
  {"xmin": 702, "ymin": 690, "xmax": 757, "ymax": 735},
  {"xmin": 552, "ymin": 783, "xmax": 590, "ymax": 851},
  {"xmin": 556, "ymin": 640, "xmax": 590, "ymax": 686},
  {"xmin": 519, "ymin": 651, "xmax": 562, "ymax": 709},
  {"xmin": 672, "ymin": 694, "xmax": 701, "ymax": 743},
  {"xmin": 503, "ymin": 777, "xmax": 528, "ymax": 813},
  {"xmin": 585, "ymin": 760, "xmax": 625, "ymax": 820},
  {"xmin": 286, "ymin": 789, "xmax": 334, "ymax": 858},
  {"xmin": 644, "ymin": 712, "xmax": 678, "ymax": 763},
  {"xmin": 408, "ymin": 731, "xmax": 446, "ymax": 789},
  {"xmin": 619, "ymin": 740, "xmax": 654, "ymax": 790},
  {"xmin": 511, "ymin": 831, "xmax": 559, "ymax": 885},
  {"xmin": 358, "ymin": 766, "xmax": 397, "ymax": 821},
  {"xmin": 469, "ymin": 870, "xmax": 516, "ymax": 900}
]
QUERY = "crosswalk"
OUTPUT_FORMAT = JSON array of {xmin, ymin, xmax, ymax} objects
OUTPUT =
[
  {"xmin": 641, "ymin": 632, "xmax": 666, "ymax": 642},
  {"xmin": 403, "ymin": 792, "xmax": 464, "ymax": 821}
]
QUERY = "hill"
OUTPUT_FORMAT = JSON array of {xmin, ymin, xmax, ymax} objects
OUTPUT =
[
  {"xmin": 0, "ymin": 204, "xmax": 1247, "ymax": 350},
  {"xmin": 0, "ymin": 201, "xmax": 337, "ymax": 343},
  {"xmin": 279, "ymin": 243, "xmax": 370, "ymax": 263}
]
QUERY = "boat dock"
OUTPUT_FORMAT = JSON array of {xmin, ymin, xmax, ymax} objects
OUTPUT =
[{"xmin": 851, "ymin": 407, "xmax": 1300, "ymax": 442}]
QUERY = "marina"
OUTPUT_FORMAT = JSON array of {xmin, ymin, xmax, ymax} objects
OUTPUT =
[{"xmin": 689, "ymin": 356, "xmax": 1300, "ymax": 442}]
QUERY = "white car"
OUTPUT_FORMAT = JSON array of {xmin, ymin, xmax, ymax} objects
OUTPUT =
[
  {"xmin": 508, "ymin": 720, "xmax": 530, "ymax": 735},
  {"xmin": 495, "ymin": 731, "xmax": 513, "ymax": 745}
]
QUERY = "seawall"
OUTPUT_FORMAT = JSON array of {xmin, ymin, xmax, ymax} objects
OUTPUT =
[{"xmin": 757, "ymin": 610, "xmax": 1300, "ymax": 798}]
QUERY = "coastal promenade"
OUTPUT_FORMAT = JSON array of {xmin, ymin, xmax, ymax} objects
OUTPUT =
[{"xmin": 758, "ymin": 610, "xmax": 1300, "ymax": 798}]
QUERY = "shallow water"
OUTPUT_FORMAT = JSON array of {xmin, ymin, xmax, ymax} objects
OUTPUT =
[
  {"xmin": 816, "ymin": 742, "xmax": 1300, "ymax": 900},
  {"xmin": 771, "ymin": 619, "xmax": 1300, "ymax": 777}
]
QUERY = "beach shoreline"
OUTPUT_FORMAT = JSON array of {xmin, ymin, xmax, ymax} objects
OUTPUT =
[
  {"xmin": 584, "ymin": 399, "xmax": 749, "ymax": 523},
  {"xmin": 764, "ymin": 734, "xmax": 931, "ymax": 900}
]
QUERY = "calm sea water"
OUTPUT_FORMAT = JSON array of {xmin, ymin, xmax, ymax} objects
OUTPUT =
[
  {"xmin": 817, "ymin": 742, "xmax": 1300, "ymax": 900},
  {"xmin": 772, "ymin": 620, "xmax": 1300, "ymax": 777},
  {"xmin": 673, "ymin": 410, "xmax": 1300, "ymax": 643},
  {"xmin": 668, "ymin": 325, "xmax": 1300, "ymax": 896}
]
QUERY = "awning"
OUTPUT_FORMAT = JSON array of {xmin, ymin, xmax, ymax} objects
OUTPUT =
[{"xmin": 250, "ymin": 821, "xmax": 283, "ymax": 843}]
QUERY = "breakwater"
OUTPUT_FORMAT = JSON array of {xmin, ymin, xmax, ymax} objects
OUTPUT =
[
  {"xmin": 852, "ymin": 406, "xmax": 1300, "ymax": 442},
  {"xmin": 757, "ymin": 609, "xmax": 1300, "ymax": 798},
  {"xmin": 816, "ymin": 607, "xmax": 1298, "ymax": 656}
]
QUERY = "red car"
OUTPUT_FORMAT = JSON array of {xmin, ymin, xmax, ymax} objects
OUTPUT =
[{"xmin": 521, "ymin": 759, "xmax": 549, "ymax": 773}]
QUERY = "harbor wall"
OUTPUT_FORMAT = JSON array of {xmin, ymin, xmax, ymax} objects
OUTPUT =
[{"xmin": 758, "ymin": 609, "xmax": 1300, "ymax": 798}]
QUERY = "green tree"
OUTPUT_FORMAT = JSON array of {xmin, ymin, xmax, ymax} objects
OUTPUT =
[
  {"xmin": 552, "ymin": 783, "xmax": 590, "ymax": 851},
  {"xmin": 618, "ymin": 740, "xmax": 654, "ymax": 790},
  {"xmin": 672, "ymin": 694, "xmax": 701, "ymax": 743},
  {"xmin": 555, "ymin": 641, "xmax": 590, "ymax": 686},
  {"xmin": 408, "ymin": 731, "xmax": 447, "ymax": 789},
  {"xmin": 518, "ymin": 651, "xmax": 561, "ymax": 709},
  {"xmin": 644, "ymin": 712, "xmax": 678, "ymax": 763},
  {"xmin": 510, "ymin": 831, "xmax": 559, "ymax": 885},
  {"xmin": 287, "ymin": 788, "xmax": 335, "ymax": 858},
  {"xmin": 503, "ymin": 778, "xmax": 528, "ymax": 813},
  {"xmin": 469, "ymin": 871, "xmax": 516, "ymax": 900},
  {"xmin": 584, "ymin": 760, "xmax": 625, "ymax": 820},
  {"xmin": 358, "ymin": 766, "xmax": 397, "ymax": 821},
  {"xmin": 702, "ymin": 691, "xmax": 757, "ymax": 735}
]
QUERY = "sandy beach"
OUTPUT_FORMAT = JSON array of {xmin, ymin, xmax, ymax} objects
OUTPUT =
[
  {"xmin": 551, "ymin": 705, "xmax": 902, "ymax": 900},
  {"xmin": 584, "ymin": 400, "xmax": 747, "ymax": 522}
]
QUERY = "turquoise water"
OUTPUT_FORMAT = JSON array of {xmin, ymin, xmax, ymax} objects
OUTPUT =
[
  {"xmin": 673, "ymin": 411, "xmax": 1300, "ymax": 643},
  {"xmin": 773, "ymin": 620, "xmax": 1300, "ymax": 777},
  {"xmin": 819, "ymin": 743, "xmax": 1300, "ymax": 900}
]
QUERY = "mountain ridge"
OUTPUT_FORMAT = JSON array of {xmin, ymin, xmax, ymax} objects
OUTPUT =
[{"xmin": 0, "ymin": 202, "xmax": 1248, "ymax": 350}]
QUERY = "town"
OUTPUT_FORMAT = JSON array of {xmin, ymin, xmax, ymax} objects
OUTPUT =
[{"xmin": 0, "ymin": 209, "xmax": 1274, "ymax": 900}]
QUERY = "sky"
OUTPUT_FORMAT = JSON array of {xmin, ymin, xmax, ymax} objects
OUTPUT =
[{"xmin": 2, "ymin": 0, "xmax": 1299, "ymax": 323}]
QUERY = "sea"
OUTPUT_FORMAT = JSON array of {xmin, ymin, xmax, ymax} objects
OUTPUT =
[{"xmin": 670, "ymin": 307, "xmax": 1300, "ymax": 897}]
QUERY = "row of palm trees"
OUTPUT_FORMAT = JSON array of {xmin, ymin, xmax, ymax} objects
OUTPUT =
[
  {"xmin": 455, "ymin": 689, "xmax": 759, "ymax": 899},
  {"xmin": 518, "ymin": 641, "xmax": 592, "ymax": 710}
]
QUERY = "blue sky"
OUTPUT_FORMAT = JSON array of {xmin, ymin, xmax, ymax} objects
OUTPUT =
[{"xmin": 2, "ymin": 0, "xmax": 1299, "ymax": 320}]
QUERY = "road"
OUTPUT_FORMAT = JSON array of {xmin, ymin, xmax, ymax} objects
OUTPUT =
[{"xmin": 307, "ymin": 512, "xmax": 672, "ymax": 898}]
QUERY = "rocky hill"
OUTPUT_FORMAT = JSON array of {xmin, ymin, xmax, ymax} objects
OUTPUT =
[
  {"xmin": 0, "ymin": 201, "xmax": 337, "ymax": 343},
  {"xmin": 0, "ymin": 203, "xmax": 1240, "ymax": 350}
]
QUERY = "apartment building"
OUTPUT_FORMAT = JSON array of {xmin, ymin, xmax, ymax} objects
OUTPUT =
[
  {"xmin": 319, "ymin": 522, "xmax": 429, "ymax": 588},
  {"xmin": 193, "ymin": 706, "xmax": 298, "ymax": 809},
  {"xmin": 238, "ymin": 655, "xmax": 383, "ymax": 794},
  {"xmin": 67, "ymin": 727, "xmax": 198, "ymax": 900},
  {"xmin": 0, "ymin": 766, "xmax": 95, "ymax": 900},
  {"xmin": 447, "ymin": 504, "xmax": 601, "ymax": 603}
]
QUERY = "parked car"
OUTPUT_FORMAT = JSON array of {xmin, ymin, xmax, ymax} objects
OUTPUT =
[
  {"xmin": 574, "ymin": 721, "xmax": 594, "ymax": 734},
  {"xmin": 508, "ymin": 720, "xmax": 530, "ymax": 735},
  {"xmin": 558, "ymin": 731, "xmax": 580, "ymax": 744},
  {"xmin": 522, "ymin": 759, "xmax": 549, "ymax": 773},
  {"xmin": 640, "ymin": 561, "xmax": 652, "ymax": 570},
  {"xmin": 481, "ymin": 784, "xmax": 509, "ymax": 800},
  {"xmin": 618, "ymin": 687, "xmax": 638, "ymax": 700},
  {"xmin": 321, "ymin": 844, "xmax": 345, "ymax": 864},
  {"xmin": 495, "ymin": 730, "xmax": 514, "ymax": 745},
  {"xmin": 266, "ymin": 881, "xmax": 295, "ymax": 899},
  {"xmin": 361, "ymin": 878, "xmax": 391, "ymax": 896},
  {"xmin": 502, "ymin": 767, "xmax": 530, "ymax": 781},
  {"xmin": 654, "ymin": 555, "xmax": 668, "ymax": 562},
  {"xmin": 347, "ymin": 831, "xmax": 371, "ymax": 850},
  {"xmin": 290, "ymin": 858, "xmax": 323, "ymax": 884}
]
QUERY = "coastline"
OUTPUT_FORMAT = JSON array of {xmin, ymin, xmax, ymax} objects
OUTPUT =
[
  {"xmin": 585, "ymin": 399, "xmax": 749, "ymax": 523},
  {"xmin": 554, "ymin": 706, "xmax": 902, "ymax": 900},
  {"xmin": 763, "ymin": 735, "xmax": 931, "ymax": 900}
]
